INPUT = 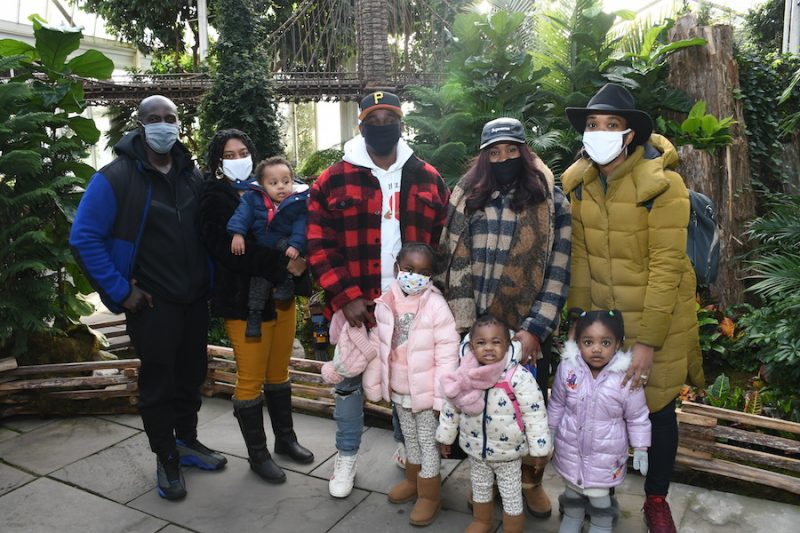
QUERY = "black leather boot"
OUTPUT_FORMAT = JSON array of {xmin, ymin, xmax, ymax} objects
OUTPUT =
[
  {"xmin": 265, "ymin": 384, "xmax": 315, "ymax": 464},
  {"xmin": 233, "ymin": 397, "xmax": 286, "ymax": 483}
]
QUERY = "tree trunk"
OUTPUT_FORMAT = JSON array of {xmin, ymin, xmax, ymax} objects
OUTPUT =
[
  {"xmin": 667, "ymin": 15, "xmax": 755, "ymax": 307},
  {"xmin": 355, "ymin": 0, "xmax": 393, "ymax": 89}
]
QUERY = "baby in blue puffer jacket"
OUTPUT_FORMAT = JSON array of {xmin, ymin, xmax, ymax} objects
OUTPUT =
[
  {"xmin": 228, "ymin": 156, "xmax": 309, "ymax": 337},
  {"xmin": 548, "ymin": 310, "xmax": 651, "ymax": 533}
]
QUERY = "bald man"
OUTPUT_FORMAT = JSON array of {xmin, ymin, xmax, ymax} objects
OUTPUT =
[{"xmin": 70, "ymin": 95, "xmax": 224, "ymax": 501}]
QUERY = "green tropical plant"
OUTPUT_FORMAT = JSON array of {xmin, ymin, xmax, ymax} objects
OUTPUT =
[
  {"xmin": 405, "ymin": 10, "xmax": 549, "ymax": 183},
  {"xmin": 658, "ymin": 100, "xmax": 735, "ymax": 150},
  {"xmin": 707, "ymin": 373, "xmax": 731, "ymax": 407},
  {"xmin": 735, "ymin": 193, "xmax": 800, "ymax": 392},
  {"xmin": 298, "ymin": 148, "xmax": 344, "ymax": 179},
  {"xmin": 0, "ymin": 17, "xmax": 113, "ymax": 357}
]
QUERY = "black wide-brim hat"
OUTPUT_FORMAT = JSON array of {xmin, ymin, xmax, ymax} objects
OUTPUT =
[{"xmin": 566, "ymin": 83, "xmax": 653, "ymax": 147}]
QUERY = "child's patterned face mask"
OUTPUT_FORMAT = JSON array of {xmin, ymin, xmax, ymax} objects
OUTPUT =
[{"xmin": 396, "ymin": 271, "xmax": 430, "ymax": 296}]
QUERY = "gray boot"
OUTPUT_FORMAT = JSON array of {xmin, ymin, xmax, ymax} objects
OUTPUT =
[
  {"xmin": 558, "ymin": 492, "xmax": 587, "ymax": 533},
  {"xmin": 587, "ymin": 502, "xmax": 617, "ymax": 533}
]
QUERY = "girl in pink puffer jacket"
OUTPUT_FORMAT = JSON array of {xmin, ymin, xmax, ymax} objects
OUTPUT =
[
  {"xmin": 549, "ymin": 310, "xmax": 651, "ymax": 533},
  {"xmin": 323, "ymin": 242, "xmax": 459, "ymax": 526}
]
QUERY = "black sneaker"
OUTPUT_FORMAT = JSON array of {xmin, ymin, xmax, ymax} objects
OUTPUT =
[
  {"xmin": 176, "ymin": 438, "xmax": 228, "ymax": 471},
  {"xmin": 157, "ymin": 453, "xmax": 186, "ymax": 500},
  {"xmin": 272, "ymin": 278, "xmax": 295, "ymax": 302}
]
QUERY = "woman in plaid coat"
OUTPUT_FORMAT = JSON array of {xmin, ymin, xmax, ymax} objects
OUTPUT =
[{"xmin": 438, "ymin": 117, "xmax": 572, "ymax": 521}]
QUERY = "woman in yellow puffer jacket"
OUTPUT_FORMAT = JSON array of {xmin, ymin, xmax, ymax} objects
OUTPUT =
[{"xmin": 560, "ymin": 83, "xmax": 703, "ymax": 533}]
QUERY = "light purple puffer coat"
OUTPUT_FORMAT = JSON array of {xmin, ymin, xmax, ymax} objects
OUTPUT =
[{"xmin": 548, "ymin": 340, "xmax": 651, "ymax": 490}]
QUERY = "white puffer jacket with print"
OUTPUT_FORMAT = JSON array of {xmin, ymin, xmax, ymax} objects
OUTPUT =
[{"xmin": 436, "ymin": 338, "xmax": 552, "ymax": 461}]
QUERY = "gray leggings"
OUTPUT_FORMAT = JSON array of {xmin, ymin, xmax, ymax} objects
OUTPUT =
[{"xmin": 395, "ymin": 406, "xmax": 440, "ymax": 478}]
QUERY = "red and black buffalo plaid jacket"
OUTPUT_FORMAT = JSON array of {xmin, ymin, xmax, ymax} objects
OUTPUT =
[{"xmin": 307, "ymin": 155, "xmax": 450, "ymax": 318}]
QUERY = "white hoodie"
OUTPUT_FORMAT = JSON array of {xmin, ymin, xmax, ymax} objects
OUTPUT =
[{"xmin": 343, "ymin": 135, "xmax": 414, "ymax": 292}]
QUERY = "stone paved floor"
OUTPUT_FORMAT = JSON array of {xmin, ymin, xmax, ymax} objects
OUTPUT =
[{"xmin": 1, "ymin": 397, "xmax": 798, "ymax": 532}]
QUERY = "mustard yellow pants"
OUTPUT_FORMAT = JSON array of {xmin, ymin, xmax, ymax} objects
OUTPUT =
[{"xmin": 224, "ymin": 300, "xmax": 296, "ymax": 401}]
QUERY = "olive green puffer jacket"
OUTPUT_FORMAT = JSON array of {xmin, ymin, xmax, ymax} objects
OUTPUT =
[{"xmin": 561, "ymin": 134, "xmax": 703, "ymax": 412}]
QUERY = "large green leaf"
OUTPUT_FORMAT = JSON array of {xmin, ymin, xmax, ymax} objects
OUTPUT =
[
  {"xmin": 0, "ymin": 150, "xmax": 43, "ymax": 177},
  {"xmin": 66, "ymin": 49, "xmax": 114, "ymax": 79},
  {"xmin": 68, "ymin": 116, "xmax": 101, "ymax": 144},
  {"xmin": 55, "ymin": 161, "xmax": 96, "ymax": 181},
  {"xmin": 0, "ymin": 39, "xmax": 37, "ymax": 59},
  {"xmin": 31, "ymin": 16, "xmax": 82, "ymax": 72},
  {"xmin": 0, "ymin": 82, "xmax": 31, "ymax": 113}
]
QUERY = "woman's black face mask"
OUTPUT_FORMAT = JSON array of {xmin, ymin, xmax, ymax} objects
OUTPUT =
[
  {"xmin": 491, "ymin": 157, "xmax": 524, "ymax": 186},
  {"xmin": 362, "ymin": 122, "xmax": 402, "ymax": 155}
]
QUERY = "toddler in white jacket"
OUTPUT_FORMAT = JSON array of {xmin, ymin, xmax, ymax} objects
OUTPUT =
[{"xmin": 436, "ymin": 314, "xmax": 551, "ymax": 533}]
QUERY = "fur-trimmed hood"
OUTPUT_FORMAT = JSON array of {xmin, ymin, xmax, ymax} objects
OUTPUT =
[{"xmin": 560, "ymin": 340, "xmax": 632, "ymax": 374}]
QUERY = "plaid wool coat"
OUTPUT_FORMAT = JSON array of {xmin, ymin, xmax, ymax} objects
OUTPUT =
[{"xmin": 307, "ymin": 155, "xmax": 449, "ymax": 318}]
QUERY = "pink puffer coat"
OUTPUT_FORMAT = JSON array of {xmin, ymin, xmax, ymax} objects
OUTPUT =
[
  {"xmin": 548, "ymin": 340, "xmax": 651, "ymax": 489},
  {"xmin": 367, "ymin": 281, "xmax": 460, "ymax": 412}
]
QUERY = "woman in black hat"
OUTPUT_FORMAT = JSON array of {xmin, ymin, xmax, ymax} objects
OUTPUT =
[
  {"xmin": 438, "ymin": 117, "xmax": 572, "ymax": 529},
  {"xmin": 560, "ymin": 84, "xmax": 703, "ymax": 533}
]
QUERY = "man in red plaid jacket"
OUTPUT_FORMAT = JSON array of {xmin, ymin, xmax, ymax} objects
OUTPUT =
[{"xmin": 307, "ymin": 91, "xmax": 449, "ymax": 498}]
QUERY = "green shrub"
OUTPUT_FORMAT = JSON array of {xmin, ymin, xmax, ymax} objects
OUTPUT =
[
  {"xmin": 298, "ymin": 148, "xmax": 344, "ymax": 179},
  {"xmin": 0, "ymin": 17, "xmax": 112, "ymax": 357}
]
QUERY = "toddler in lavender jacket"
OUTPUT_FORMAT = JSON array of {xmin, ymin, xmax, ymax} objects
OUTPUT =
[{"xmin": 548, "ymin": 310, "xmax": 651, "ymax": 533}]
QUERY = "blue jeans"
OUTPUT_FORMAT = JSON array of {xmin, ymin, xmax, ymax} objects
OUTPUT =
[
  {"xmin": 391, "ymin": 403, "xmax": 405, "ymax": 443},
  {"xmin": 334, "ymin": 375, "xmax": 364, "ymax": 455}
]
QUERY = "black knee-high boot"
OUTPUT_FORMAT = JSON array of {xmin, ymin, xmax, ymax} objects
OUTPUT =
[
  {"xmin": 265, "ymin": 384, "xmax": 314, "ymax": 464},
  {"xmin": 233, "ymin": 396, "xmax": 286, "ymax": 483}
]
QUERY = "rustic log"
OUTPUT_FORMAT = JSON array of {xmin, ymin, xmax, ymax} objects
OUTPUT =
[
  {"xmin": 208, "ymin": 357, "xmax": 236, "ymax": 372},
  {"xmin": 680, "ymin": 424, "xmax": 800, "ymax": 454},
  {"xmin": 676, "ymin": 409, "xmax": 718, "ymax": 428},
  {"xmin": 290, "ymin": 358, "xmax": 325, "ymax": 373},
  {"xmin": 88, "ymin": 318, "xmax": 127, "ymax": 328},
  {"xmin": 290, "ymin": 369, "xmax": 325, "ymax": 385},
  {"xmin": 680, "ymin": 435, "xmax": 800, "ymax": 473},
  {"xmin": 676, "ymin": 454, "xmax": 800, "ymax": 495},
  {"xmin": 667, "ymin": 15, "xmax": 755, "ymax": 306},
  {"xmin": 0, "ymin": 357, "xmax": 19, "ymax": 373},
  {"xmin": 677, "ymin": 445, "xmax": 714, "ymax": 461},
  {"xmin": 681, "ymin": 402, "xmax": 800, "ymax": 434},
  {"xmin": 208, "ymin": 370, "xmax": 237, "ymax": 384},
  {"xmin": 0, "ymin": 375, "xmax": 133, "ymax": 394},
  {"xmin": 6, "ymin": 359, "xmax": 141, "ymax": 376},
  {"xmin": 291, "ymin": 383, "xmax": 333, "ymax": 399}
]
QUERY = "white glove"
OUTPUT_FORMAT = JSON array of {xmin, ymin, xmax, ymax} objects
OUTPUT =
[{"xmin": 633, "ymin": 449, "xmax": 649, "ymax": 476}]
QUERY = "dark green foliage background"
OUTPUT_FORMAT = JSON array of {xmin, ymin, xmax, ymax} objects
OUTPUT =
[{"xmin": 199, "ymin": 0, "xmax": 286, "ymax": 162}]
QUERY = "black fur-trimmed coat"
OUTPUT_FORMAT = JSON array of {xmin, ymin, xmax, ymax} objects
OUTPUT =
[{"xmin": 199, "ymin": 177, "xmax": 309, "ymax": 320}]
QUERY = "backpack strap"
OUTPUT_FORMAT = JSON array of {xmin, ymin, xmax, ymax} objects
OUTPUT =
[{"xmin": 495, "ymin": 365, "xmax": 525, "ymax": 433}]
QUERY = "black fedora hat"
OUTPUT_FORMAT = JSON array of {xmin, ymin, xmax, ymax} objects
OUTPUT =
[{"xmin": 566, "ymin": 83, "xmax": 653, "ymax": 147}]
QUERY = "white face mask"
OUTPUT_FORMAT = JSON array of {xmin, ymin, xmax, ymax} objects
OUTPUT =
[
  {"xmin": 582, "ymin": 129, "xmax": 631, "ymax": 165},
  {"xmin": 222, "ymin": 157, "xmax": 253, "ymax": 183},
  {"xmin": 396, "ymin": 271, "xmax": 430, "ymax": 296}
]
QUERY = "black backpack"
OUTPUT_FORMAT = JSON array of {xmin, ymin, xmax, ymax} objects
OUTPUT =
[{"xmin": 573, "ymin": 186, "xmax": 721, "ymax": 287}]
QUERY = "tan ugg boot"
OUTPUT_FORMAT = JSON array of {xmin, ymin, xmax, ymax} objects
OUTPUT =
[
  {"xmin": 502, "ymin": 512, "xmax": 525, "ymax": 533},
  {"xmin": 465, "ymin": 499, "xmax": 495, "ymax": 533},
  {"xmin": 409, "ymin": 474, "xmax": 441, "ymax": 526},
  {"xmin": 388, "ymin": 463, "xmax": 420, "ymax": 504},
  {"xmin": 521, "ymin": 461, "xmax": 552, "ymax": 518}
]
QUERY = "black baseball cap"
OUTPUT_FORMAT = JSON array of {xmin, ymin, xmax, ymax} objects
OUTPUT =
[
  {"xmin": 358, "ymin": 91, "xmax": 403, "ymax": 121},
  {"xmin": 480, "ymin": 118, "xmax": 526, "ymax": 150}
]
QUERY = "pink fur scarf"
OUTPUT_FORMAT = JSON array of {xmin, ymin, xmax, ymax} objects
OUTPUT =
[{"xmin": 439, "ymin": 347, "xmax": 507, "ymax": 416}]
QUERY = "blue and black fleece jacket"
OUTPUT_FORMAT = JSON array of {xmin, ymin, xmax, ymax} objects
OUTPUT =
[{"xmin": 69, "ymin": 130, "xmax": 210, "ymax": 313}]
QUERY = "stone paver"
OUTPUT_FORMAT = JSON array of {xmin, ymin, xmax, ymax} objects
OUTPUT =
[
  {"xmin": 51, "ymin": 433, "xmax": 155, "ymax": 504},
  {"xmin": 128, "ymin": 456, "xmax": 369, "ymax": 533},
  {"xmin": 0, "ymin": 398, "xmax": 797, "ymax": 533},
  {"xmin": 0, "ymin": 477, "xmax": 166, "ymax": 533},
  {"xmin": 0, "ymin": 426, "xmax": 18, "ymax": 442},
  {"xmin": 0, "ymin": 417, "xmax": 137, "ymax": 475},
  {"xmin": 677, "ymin": 487, "xmax": 799, "ymax": 532},
  {"xmin": 198, "ymin": 408, "xmax": 339, "ymax": 474},
  {"xmin": 328, "ymin": 491, "xmax": 474, "ymax": 532},
  {"xmin": 312, "ymin": 426, "xmax": 461, "ymax": 494},
  {"xmin": 0, "ymin": 462, "xmax": 34, "ymax": 497}
]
